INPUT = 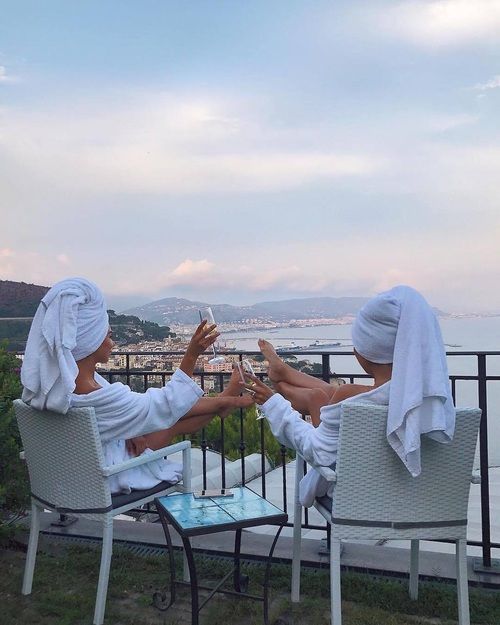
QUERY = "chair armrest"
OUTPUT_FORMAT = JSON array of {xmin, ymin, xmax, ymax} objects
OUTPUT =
[
  {"xmin": 471, "ymin": 471, "xmax": 481, "ymax": 484},
  {"xmin": 102, "ymin": 440, "xmax": 191, "ymax": 477},
  {"xmin": 296, "ymin": 452, "xmax": 337, "ymax": 483}
]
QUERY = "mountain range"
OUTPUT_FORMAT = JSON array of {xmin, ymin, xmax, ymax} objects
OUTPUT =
[
  {"xmin": 124, "ymin": 296, "xmax": 373, "ymax": 326},
  {"xmin": 0, "ymin": 280, "xmax": 448, "ymax": 329}
]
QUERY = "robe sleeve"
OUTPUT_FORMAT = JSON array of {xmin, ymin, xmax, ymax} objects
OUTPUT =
[
  {"xmin": 261, "ymin": 393, "xmax": 341, "ymax": 469},
  {"xmin": 74, "ymin": 368, "xmax": 204, "ymax": 442}
]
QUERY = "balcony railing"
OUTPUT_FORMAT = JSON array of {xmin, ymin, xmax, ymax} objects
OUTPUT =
[{"xmin": 98, "ymin": 348, "xmax": 499, "ymax": 570}]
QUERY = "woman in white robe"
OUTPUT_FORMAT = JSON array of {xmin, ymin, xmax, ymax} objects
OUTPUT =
[
  {"xmin": 21, "ymin": 277, "xmax": 253, "ymax": 494},
  {"xmin": 241, "ymin": 285, "xmax": 455, "ymax": 506}
]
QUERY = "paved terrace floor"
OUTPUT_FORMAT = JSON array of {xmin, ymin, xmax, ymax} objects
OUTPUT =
[{"xmin": 34, "ymin": 509, "xmax": 500, "ymax": 589}]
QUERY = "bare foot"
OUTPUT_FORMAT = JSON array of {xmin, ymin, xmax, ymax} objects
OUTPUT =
[{"xmin": 258, "ymin": 339, "xmax": 287, "ymax": 383}]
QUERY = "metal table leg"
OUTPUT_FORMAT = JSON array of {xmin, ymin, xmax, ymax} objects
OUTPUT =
[
  {"xmin": 233, "ymin": 528, "xmax": 249, "ymax": 593},
  {"xmin": 180, "ymin": 534, "xmax": 199, "ymax": 625},
  {"xmin": 153, "ymin": 516, "xmax": 286, "ymax": 625},
  {"xmin": 152, "ymin": 514, "xmax": 177, "ymax": 611}
]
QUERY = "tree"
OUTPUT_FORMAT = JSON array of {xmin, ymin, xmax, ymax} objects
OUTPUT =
[
  {"xmin": 181, "ymin": 404, "xmax": 294, "ymax": 468},
  {"xmin": 0, "ymin": 342, "xmax": 29, "ymax": 543}
]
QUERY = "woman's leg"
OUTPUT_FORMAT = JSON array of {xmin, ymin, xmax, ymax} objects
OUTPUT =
[
  {"xmin": 276, "ymin": 382, "xmax": 331, "ymax": 426},
  {"xmin": 142, "ymin": 413, "xmax": 217, "ymax": 450},
  {"xmin": 259, "ymin": 339, "xmax": 334, "ymax": 391},
  {"xmin": 182, "ymin": 368, "xmax": 253, "ymax": 417},
  {"xmin": 136, "ymin": 369, "xmax": 252, "ymax": 451}
]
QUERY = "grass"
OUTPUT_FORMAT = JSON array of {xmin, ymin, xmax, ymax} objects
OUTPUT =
[{"xmin": 1, "ymin": 541, "xmax": 499, "ymax": 625}]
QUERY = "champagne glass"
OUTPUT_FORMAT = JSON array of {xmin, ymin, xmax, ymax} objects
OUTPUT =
[
  {"xmin": 198, "ymin": 306, "xmax": 225, "ymax": 365},
  {"xmin": 235, "ymin": 359, "xmax": 265, "ymax": 420}
]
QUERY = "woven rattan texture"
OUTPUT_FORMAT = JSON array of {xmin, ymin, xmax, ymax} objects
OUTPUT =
[
  {"xmin": 15, "ymin": 400, "xmax": 111, "ymax": 512},
  {"xmin": 331, "ymin": 404, "xmax": 481, "ymax": 540}
]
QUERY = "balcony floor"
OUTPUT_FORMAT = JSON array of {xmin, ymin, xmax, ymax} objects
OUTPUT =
[{"xmin": 30, "ymin": 510, "xmax": 500, "ymax": 588}]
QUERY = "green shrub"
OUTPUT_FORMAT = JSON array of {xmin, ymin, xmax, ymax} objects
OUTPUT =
[
  {"xmin": 0, "ymin": 341, "xmax": 29, "ymax": 543},
  {"xmin": 181, "ymin": 404, "xmax": 294, "ymax": 467}
]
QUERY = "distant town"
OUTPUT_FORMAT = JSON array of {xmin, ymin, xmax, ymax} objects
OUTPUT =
[
  {"xmin": 98, "ymin": 333, "xmax": 265, "ymax": 392},
  {"xmin": 97, "ymin": 316, "xmax": 350, "ymax": 386}
]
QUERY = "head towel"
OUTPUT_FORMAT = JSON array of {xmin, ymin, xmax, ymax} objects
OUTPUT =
[
  {"xmin": 21, "ymin": 277, "xmax": 109, "ymax": 414},
  {"xmin": 352, "ymin": 285, "xmax": 455, "ymax": 476}
]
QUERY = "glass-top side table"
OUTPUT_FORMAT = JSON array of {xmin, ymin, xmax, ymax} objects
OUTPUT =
[{"xmin": 154, "ymin": 487, "xmax": 288, "ymax": 625}]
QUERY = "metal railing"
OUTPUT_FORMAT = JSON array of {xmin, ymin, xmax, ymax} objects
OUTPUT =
[{"xmin": 98, "ymin": 349, "xmax": 499, "ymax": 569}]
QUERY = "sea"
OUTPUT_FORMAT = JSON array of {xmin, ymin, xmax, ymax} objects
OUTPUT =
[{"xmin": 223, "ymin": 316, "xmax": 500, "ymax": 468}]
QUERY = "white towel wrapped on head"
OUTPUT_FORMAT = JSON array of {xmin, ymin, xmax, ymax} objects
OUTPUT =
[
  {"xmin": 352, "ymin": 285, "xmax": 455, "ymax": 477},
  {"xmin": 21, "ymin": 277, "xmax": 109, "ymax": 414}
]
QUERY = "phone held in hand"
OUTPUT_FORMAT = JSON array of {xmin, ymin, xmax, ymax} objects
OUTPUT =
[{"xmin": 192, "ymin": 489, "xmax": 234, "ymax": 499}]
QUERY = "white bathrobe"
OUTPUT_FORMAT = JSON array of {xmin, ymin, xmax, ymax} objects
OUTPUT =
[
  {"xmin": 70, "ymin": 369, "xmax": 204, "ymax": 494},
  {"xmin": 261, "ymin": 383, "xmax": 390, "ymax": 506}
]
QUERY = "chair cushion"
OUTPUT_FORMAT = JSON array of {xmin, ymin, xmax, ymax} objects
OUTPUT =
[{"xmin": 111, "ymin": 480, "xmax": 179, "ymax": 509}]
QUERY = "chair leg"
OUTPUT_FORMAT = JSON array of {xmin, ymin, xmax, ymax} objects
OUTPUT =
[
  {"xmin": 291, "ymin": 500, "xmax": 302, "ymax": 602},
  {"xmin": 182, "ymin": 444, "xmax": 192, "ymax": 583},
  {"xmin": 22, "ymin": 502, "xmax": 40, "ymax": 595},
  {"xmin": 330, "ymin": 536, "xmax": 342, "ymax": 625},
  {"xmin": 291, "ymin": 456, "xmax": 305, "ymax": 603},
  {"xmin": 456, "ymin": 539, "xmax": 470, "ymax": 625},
  {"xmin": 93, "ymin": 517, "xmax": 113, "ymax": 625},
  {"xmin": 409, "ymin": 539, "xmax": 419, "ymax": 600}
]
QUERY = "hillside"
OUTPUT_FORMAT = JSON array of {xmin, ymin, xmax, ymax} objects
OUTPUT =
[
  {"xmin": 108, "ymin": 310, "xmax": 174, "ymax": 346},
  {"xmin": 124, "ymin": 296, "xmax": 372, "ymax": 325},
  {"xmin": 0, "ymin": 280, "xmax": 174, "ymax": 350},
  {"xmin": 0, "ymin": 280, "xmax": 49, "ymax": 317}
]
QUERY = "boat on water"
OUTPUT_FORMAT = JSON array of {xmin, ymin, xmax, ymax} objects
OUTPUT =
[
  {"xmin": 309, "ymin": 340, "xmax": 342, "ymax": 348},
  {"xmin": 276, "ymin": 342, "xmax": 299, "ymax": 352},
  {"xmin": 276, "ymin": 341, "xmax": 342, "ymax": 353}
]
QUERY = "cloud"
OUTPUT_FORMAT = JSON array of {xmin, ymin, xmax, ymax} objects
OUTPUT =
[
  {"xmin": 153, "ymin": 259, "xmax": 329, "ymax": 295},
  {"xmin": 0, "ymin": 65, "xmax": 18, "ymax": 83},
  {"xmin": 169, "ymin": 259, "xmax": 216, "ymax": 284},
  {"xmin": 427, "ymin": 113, "xmax": 478, "ymax": 132},
  {"xmin": 472, "ymin": 75, "xmax": 500, "ymax": 91},
  {"xmin": 0, "ymin": 93, "xmax": 382, "ymax": 197},
  {"xmin": 56, "ymin": 253, "xmax": 71, "ymax": 265},
  {"xmin": 0, "ymin": 250, "xmax": 69, "ymax": 286},
  {"xmin": 375, "ymin": 0, "xmax": 500, "ymax": 48}
]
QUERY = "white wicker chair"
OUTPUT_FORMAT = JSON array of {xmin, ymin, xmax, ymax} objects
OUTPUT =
[
  {"xmin": 291, "ymin": 403, "xmax": 481, "ymax": 625},
  {"xmin": 14, "ymin": 399, "xmax": 192, "ymax": 625}
]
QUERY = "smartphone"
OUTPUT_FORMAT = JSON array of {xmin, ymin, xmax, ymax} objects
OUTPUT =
[{"xmin": 192, "ymin": 489, "xmax": 234, "ymax": 499}]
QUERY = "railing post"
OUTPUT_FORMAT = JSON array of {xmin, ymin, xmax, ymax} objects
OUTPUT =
[
  {"xmin": 260, "ymin": 419, "xmax": 266, "ymax": 499},
  {"xmin": 199, "ymin": 374, "xmax": 208, "ymax": 491},
  {"xmin": 321, "ymin": 354, "xmax": 330, "ymax": 383},
  {"xmin": 220, "ymin": 415, "xmax": 226, "ymax": 489},
  {"xmin": 477, "ymin": 354, "xmax": 492, "ymax": 568}
]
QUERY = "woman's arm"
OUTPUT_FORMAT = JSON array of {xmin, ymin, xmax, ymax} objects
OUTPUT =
[
  {"xmin": 179, "ymin": 320, "xmax": 219, "ymax": 377},
  {"xmin": 241, "ymin": 374, "xmax": 340, "ymax": 468}
]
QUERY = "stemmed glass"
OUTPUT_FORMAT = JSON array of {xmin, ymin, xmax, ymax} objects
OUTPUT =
[
  {"xmin": 198, "ymin": 306, "xmax": 225, "ymax": 365},
  {"xmin": 235, "ymin": 359, "xmax": 265, "ymax": 420}
]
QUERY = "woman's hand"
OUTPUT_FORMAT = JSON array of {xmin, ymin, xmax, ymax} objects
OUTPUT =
[
  {"xmin": 180, "ymin": 320, "xmax": 220, "ymax": 377},
  {"xmin": 241, "ymin": 373, "xmax": 275, "ymax": 405},
  {"xmin": 126, "ymin": 435, "xmax": 148, "ymax": 457},
  {"xmin": 186, "ymin": 320, "xmax": 219, "ymax": 359}
]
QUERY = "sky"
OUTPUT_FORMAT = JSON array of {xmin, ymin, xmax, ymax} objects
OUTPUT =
[{"xmin": 1, "ymin": 0, "xmax": 500, "ymax": 313}]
